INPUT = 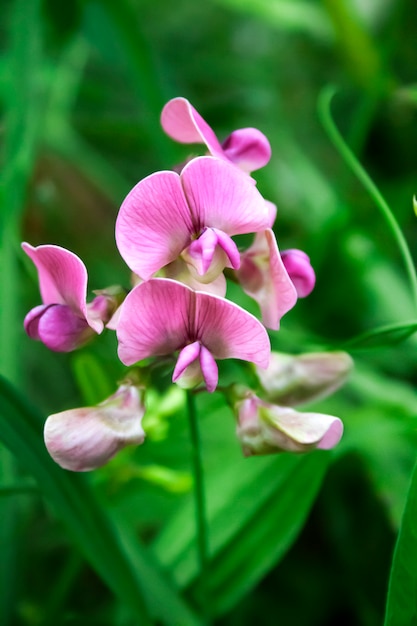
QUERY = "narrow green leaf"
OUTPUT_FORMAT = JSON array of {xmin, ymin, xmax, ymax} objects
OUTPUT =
[
  {"xmin": 153, "ymin": 433, "xmax": 329, "ymax": 615},
  {"xmin": 202, "ymin": 452, "xmax": 329, "ymax": 614},
  {"xmin": 0, "ymin": 375, "xmax": 200, "ymax": 626},
  {"xmin": 342, "ymin": 321, "xmax": 417, "ymax": 350},
  {"xmin": 384, "ymin": 460, "xmax": 417, "ymax": 626}
]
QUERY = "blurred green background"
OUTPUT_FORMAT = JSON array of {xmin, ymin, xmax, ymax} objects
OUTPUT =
[{"xmin": 1, "ymin": 0, "xmax": 417, "ymax": 624}]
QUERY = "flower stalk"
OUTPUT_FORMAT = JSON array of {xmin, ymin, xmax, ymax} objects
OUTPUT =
[{"xmin": 186, "ymin": 390, "xmax": 211, "ymax": 624}]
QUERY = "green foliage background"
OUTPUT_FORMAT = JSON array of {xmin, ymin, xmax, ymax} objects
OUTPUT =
[{"xmin": 1, "ymin": 0, "xmax": 417, "ymax": 624}]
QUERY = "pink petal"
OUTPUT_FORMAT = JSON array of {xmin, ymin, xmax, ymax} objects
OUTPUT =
[
  {"xmin": 199, "ymin": 345, "xmax": 218, "ymax": 392},
  {"xmin": 180, "ymin": 157, "xmax": 270, "ymax": 236},
  {"xmin": 221, "ymin": 127, "xmax": 271, "ymax": 172},
  {"xmin": 265, "ymin": 200, "xmax": 277, "ymax": 228},
  {"xmin": 161, "ymin": 98, "xmax": 271, "ymax": 174},
  {"xmin": 22, "ymin": 242, "xmax": 89, "ymax": 319},
  {"xmin": 160, "ymin": 97, "xmax": 226, "ymax": 159},
  {"xmin": 237, "ymin": 230, "xmax": 297, "ymax": 330},
  {"xmin": 115, "ymin": 170, "xmax": 194, "ymax": 280},
  {"xmin": 44, "ymin": 385, "xmax": 146, "ymax": 471},
  {"xmin": 182, "ymin": 227, "xmax": 240, "ymax": 281},
  {"xmin": 35, "ymin": 305, "xmax": 93, "ymax": 352},
  {"xmin": 117, "ymin": 278, "xmax": 270, "ymax": 372},
  {"xmin": 24, "ymin": 304, "xmax": 50, "ymax": 340},
  {"xmin": 264, "ymin": 406, "xmax": 344, "ymax": 451},
  {"xmin": 281, "ymin": 249, "xmax": 316, "ymax": 298},
  {"xmin": 234, "ymin": 391, "xmax": 344, "ymax": 455},
  {"xmin": 117, "ymin": 278, "xmax": 192, "ymax": 365},
  {"xmin": 213, "ymin": 228, "xmax": 240, "ymax": 269},
  {"xmin": 173, "ymin": 341, "xmax": 201, "ymax": 381},
  {"xmin": 193, "ymin": 291, "xmax": 270, "ymax": 368}
]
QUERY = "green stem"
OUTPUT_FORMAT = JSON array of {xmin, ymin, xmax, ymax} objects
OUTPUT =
[
  {"xmin": 319, "ymin": 86, "xmax": 417, "ymax": 315},
  {"xmin": 186, "ymin": 391, "xmax": 211, "ymax": 624}
]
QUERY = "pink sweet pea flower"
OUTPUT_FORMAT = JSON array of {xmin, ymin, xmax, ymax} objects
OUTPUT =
[
  {"xmin": 161, "ymin": 97, "xmax": 271, "ymax": 174},
  {"xmin": 44, "ymin": 384, "xmax": 146, "ymax": 471},
  {"xmin": 231, "ymin": 388, "xmax": 343, "ymax": 456},
  {"xmin": 235, "ymin": 229, "xmax": 298, "ymax": 330},
  {"xmin": 116, "ymin": 278, "xmax": 270, "ymax": 393},
  {"xmin": 23, "ymin": 243, "xmax": 111, "ymax": 352},
  {"xmin": 116, "ymin": 156, "xmax": 271, "ymax": 283},
  {"xmin": 281, "ymin": 249, "xmax": 316, "ymax": 298}
]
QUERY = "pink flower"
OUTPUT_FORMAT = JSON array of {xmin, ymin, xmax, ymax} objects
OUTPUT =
[
  {"xmin": 116, "ymin": 278, "xmax": 270, "ymax": 393},
  {"xmin": 44, "ymin": 384, "xmax": 146, "ymax": 471},
  {"xmin": 232, "ymin": 388, "xmax": 343, "ymax": 456},
  {"xmin": 235, "ymin": 229, "xmax": 298, "ymax": 330},
  {"xmin": 281, "ymin": 249, "xmax": 316, "ymax": 298},
  {"xmin": 116, "ymin": 156, "xmax": 270, "ymax": 282},
  {"xmin": 161, "ymin": 97, "xmax": 271, "ymax": 173},
  {"xmin": 22, "ymin": 243, "xmax": 112, "ymax": 352}
]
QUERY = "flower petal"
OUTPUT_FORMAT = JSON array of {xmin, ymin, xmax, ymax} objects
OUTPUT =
[
  {"xmin": 237, "ymin": 230, "xmax": 297, "ymax": 330},
  {"xmin": 193, "ymin": 290, "xmax": 270, "ymax": 368},
  {"xmin": 173, "ymin": 341, "xmax": 201, "ymax": 381},
  {"xmin": 115, "ymin": 170, "xmax": 194, "ymax": 280},
  {"xmin": 44, "ymin": 385, "xmax": 146, "ymax": 471},
  {"xmin": 180, "ymin": 157, "xmax": 270, "ymax": 235},
  {"xmin": 117, "ymin": 278, "xmax": 192, "ymax": 365},
  {"xmin": 36, "ymin": 304, "xmax": 94, "ymax": 352},
  {"xmin": 234, "ymin": 391, "xmax": 344, "ymax": 455},
  {"xmin": 221, "ymin": 127, "xmax": 271, "ymax": 172},
  {"xmin": 199, "ymin": 345, "xmax": 218, "ymax": 392},
  {"xmin": 161, "ymin": 97, "xmax": 226, "ymax": 158},
  {"xmin": 22, "ymin": 242, "xmax": 89, "ymax": 318},
  {"xmin": 260, "ymin": 405, "xmax": 344, "ymax": 451},
  {"xmin": 182, "ymin": 227, "xmax": 239, "ymax": 281},
  {"xmin": 281, "ymin": 249, "xmax": 316, "ymax": 298},
  {"xmin": 117, "ymin": 278, "xmax": 270, "ymax": 372},
  {"xmin": 161, "ymin": 98, "xmax": 271, "ymax": 173},
  {"xmin": 24, "ymin": 304, "xmax": 50, "ymax": 340}
]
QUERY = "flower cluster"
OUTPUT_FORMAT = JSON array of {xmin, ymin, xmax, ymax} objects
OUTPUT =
[{"xmin": 23, "ymin": 97, "xmax": 350, "ymax": 471}]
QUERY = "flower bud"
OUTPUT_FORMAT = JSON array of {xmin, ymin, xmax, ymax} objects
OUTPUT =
[
  {"xmin": 44, "ymin": 385, "xmax": 146, "ymax": 471},
  {"xmin": 255, "ymin": 351, "xmax": 353, "ymax": 406},
  {"xmin": 233, "ymin": 390, "xmax": 343, "ymax": 456}
]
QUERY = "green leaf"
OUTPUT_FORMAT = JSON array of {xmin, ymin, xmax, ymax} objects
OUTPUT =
[
  {"xmin": 152, "ymin": 407, "xmax": 329, "ymax": 616},
  {"xmin": 342, "ymin": 321, "xmax": 417, "ymax": 350},
  {"xmin": 198, "ymin": 452, "xmax": 329, "ymax": 615},
  {"xmin": 384, "ymin": 460, "xmax": 417, "ymax": 626},
  {"xmin": 0, "ymin": 375, "xmax": 200, "ymax": 626}
]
